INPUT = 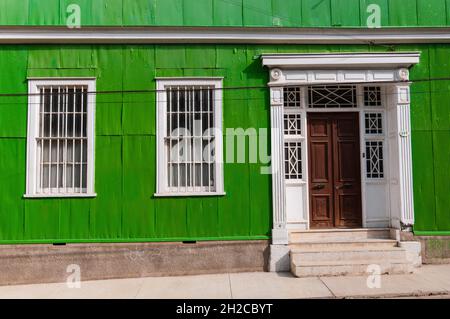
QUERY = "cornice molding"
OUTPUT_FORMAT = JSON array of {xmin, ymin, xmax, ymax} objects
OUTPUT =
[{"xmin": 0, "ymin": 26, "xmax": 449, "ymax": 44}]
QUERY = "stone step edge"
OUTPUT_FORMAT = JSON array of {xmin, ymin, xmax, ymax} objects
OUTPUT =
[
  {"xmin": 292, "ymin": 259, "xmax": 410, "ymax": 267},
  {"xmin": 290, "ymin": 247, "xmax": 405, "ymax": 254}
]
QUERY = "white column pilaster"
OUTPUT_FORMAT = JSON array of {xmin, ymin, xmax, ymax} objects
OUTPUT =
[
  {"xmin": 395, "ymin": 84, "xmax": 415, "ymax": 228},
  {"xmin": 270, "ymin": 86, "xmax": 288, "ymax": 245}
]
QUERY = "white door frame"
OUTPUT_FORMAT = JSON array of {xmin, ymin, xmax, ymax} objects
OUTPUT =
[{"xmin": 262, "ymin": 52, "xmax": 420, "ymax": 245}]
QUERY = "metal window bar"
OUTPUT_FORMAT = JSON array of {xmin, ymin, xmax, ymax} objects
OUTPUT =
[
  {"xmin": 284, "ymin": 142, "xmax": 303, "ymax": 180},
  {"xmin": 364, "ymin": 86, "xmax": 382, "ymax": 107},
  {"xmin": 366, "ymin": 141, "xmax": 385, "ymax": 179},
  {"xmin": 308, "ymin": 85, "xmax": 357, "ymax": 108},
  {"xmin": 37, "ymin": 85, "xmax": 88, "ymax": 194},
  {"xmin": 365, "ymin": 112, "xmax": 383, "ymax": 135},
  {"xmin": 165, "ymin": 85, "xmax": 216, "ymax": 193},
  {"xmin": 283, "ymin": 87, "xmax": 302, "ymax": 108}
]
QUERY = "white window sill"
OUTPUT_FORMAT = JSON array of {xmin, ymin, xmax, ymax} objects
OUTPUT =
[
  {"xmin": 154, "ymin": 192, "xmax": 226, "ymax": 198},
  {"xmin": 23, "ymin": 193, "xmax": 97, "ymax": 199}
]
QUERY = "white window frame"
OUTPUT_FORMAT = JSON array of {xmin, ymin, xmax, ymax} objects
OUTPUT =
[
  {"xmin": 25, "ymin": 78, "xmax": 96, "ymax": 198},
  {"xmin": 155, "ymin": 78, "xmax": 225, "ymax": 197}
]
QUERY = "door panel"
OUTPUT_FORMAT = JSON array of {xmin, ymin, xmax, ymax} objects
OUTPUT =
[
  {"xmin": 308, "ymin": 113, "xmax": 362, "ymax": 229},
  {"xmin": 308, "ymin": 115, "xmax": 334, "ymax": 228}
]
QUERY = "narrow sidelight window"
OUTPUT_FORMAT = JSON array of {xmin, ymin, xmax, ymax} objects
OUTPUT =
[
  {"xmin": 26, "ymin": 79, "xmax": 96, "ymax": 197},
  {"xmin": 156, "ymin": 79, "xmax": 224, "ymax": 196}
]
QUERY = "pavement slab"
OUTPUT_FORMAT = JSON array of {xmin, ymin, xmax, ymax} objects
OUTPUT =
[
  {"xmin": 136, "ymin": 274, "xmax": 232, "ymax": 299},
  {"xmin": 229, "ymin": 272, "xmax": 333, "ymax": 299},
  {"xmin": 0, "ymin": 265, "xmax": 449, "ymax": 299}
]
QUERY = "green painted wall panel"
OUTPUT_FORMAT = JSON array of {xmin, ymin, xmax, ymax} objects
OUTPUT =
[
  {"xmin": 28, "ymin": 0, "xmax": 60, "ymax": 26},
  {"xmin": 0, "ymin": 140, "xmax": 25, "ymax": 241},
  {"xmin": 185, "ymin": 45, "xmax": 217, "ymax": 68},
  {"xmin": 331, "ymin": 0, "xmax": 360, "ymax": 27},
  {"xmin": 248, "ymin": 164, "xmax": 271, "ymax": 236},
  {"xmin": 96, "ymin": 46, "xmax": 123, "ymax": 136},
  {"xmin": 411, "ymin": 131, "xmax": 437, "ymax": 232},
  {"xmin": 155, "ymin": 45, "xmax": 186, "ymax": 69},
  {"xmin": 24, "ymin": 200, "xmax": 60, "ymax": 239},
  {"xmin": 122, "ymin": 136, "xmax": 156, "ymax": 238},
  {"xmin": 302, "ymin": 0, "xmax": 332, "ymax": 27},
  {"xmin": 388, "ymin": 0, "xmax": 418, "ymax": 26},
  {"xmin": 0, "ymin": 0, "xmax": 28, "ymax": 25},
  {"xmin": 213, "ymin": 0, "xmax": 243, "ymax": 26},
  {"xmin": 417, "ymin": 0, "xmax": 447, "ymax": 26},
  {"xmin": 411, "ymin": 82, "xmax": 432, "ymax": 132},
  {"xmin": 92, "ymin": 136, "xmax": 123, "ymax": 238},
  {"xmin": 218, "ymin": 164, "xmax": 251, "ymax": 236},
  {"xmin": 432, "ymin": 131, "xmax": 450, "ymax": 231},
  {"xmin": 243, "ymin": 0, "xmax": 273, "ymax": 27},
  {"xmin": 183, "ymin": 0, "xmax": 214, "ymax": 26},
  {"xmin": 155, "ymin": 198, "xmax": 188, "ymax": 238},
  {"xmin": 429, "ymin": 45, "xmax": 450, "ymax": 130},
  {"xmin": 122, "ymin": 45, "xmax": 155, "ymax": 135},
  {"xmin": 272, "ymin": 0, "xmax": 302, "ymax": 27},
  {"xmin": 28, "ymin": 46, "xmax": 61, "ymax": 69},
  {"xmin": 59, "ymin": 45, "xmax": 95, "ymax": 69},
  {"xmin": 0, "ymin": 47, "xmax": 28, "ymax": 138},
  {"xmin": 447, "ymin": 0, "xmax": 450, "ymax": 25},
  {"xmin": 59, "ymin": 200, "xmax": 92, "ymax": 240},
  {"xmin": 123, "ymin": 0, "xmax": 155, "ymax": 26},
  {"xmin": 155, "ymin": 0, "xmax": 184, "ymax": 26}
]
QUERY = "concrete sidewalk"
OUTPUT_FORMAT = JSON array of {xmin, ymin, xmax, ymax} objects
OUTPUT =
[{"xmin": 0, "ymin": 265, "xmax": 449, "ymax": 299}]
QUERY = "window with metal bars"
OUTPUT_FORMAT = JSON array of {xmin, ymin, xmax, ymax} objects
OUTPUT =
[
  {"xmin": 26, "ymin": 80, "xmax": 96, "ymax": 197},
  {"xmin": 156, "ymin": 79, "xmax": 224, "ymax": 196}
]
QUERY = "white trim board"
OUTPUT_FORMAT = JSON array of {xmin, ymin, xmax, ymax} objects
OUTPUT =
[
  {"xmin": 2, "ymin": 27, "xmax": 450, "ymax": 44},
  {"xmin": 25, "ymin": 78, "xmax": 96, "ymax": 198},
  {"xmin": 261, "ymin": 52, "xmax": 421, "ymax": 69}
]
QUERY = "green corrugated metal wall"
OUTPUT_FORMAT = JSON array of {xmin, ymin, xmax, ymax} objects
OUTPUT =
[
  {"xmin": 0, "ymin": 1, "xmax": 449, "ymax": 242},
  {"xmin": 0, "ymin": 44, "xmax": 275, "ymax": 243},
  {"xmin": 1, "ymin": 0, "xmax": 450, "ymax": 28},
  {"xmin": 0, "ymin": 43, "xmax": 449, "ymax": 243}
]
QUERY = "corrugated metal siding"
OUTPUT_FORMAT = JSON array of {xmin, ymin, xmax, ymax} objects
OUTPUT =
[
  {"xmin": 1, "ymin": 0, "xmax": 450, "ymax": 27},
  {"xmin": 0, "ymin": 43, "xmax": 449, "ymax": 242}
]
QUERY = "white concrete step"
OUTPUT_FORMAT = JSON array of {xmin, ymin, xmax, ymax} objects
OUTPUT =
[
  {"xmin": 291, "ymin": 260, "xmax": 414, "ymax": 277},
  {"xmin": 291, "ymin": 247, "xmax": 408, "ymax": 264},
  {"xmin": 290, "ymin": 228, "xmax": 391, "ymax": 243},
  {"xmin": 290, "ymin": 239, "xmax": 398, "ymax": 251}
]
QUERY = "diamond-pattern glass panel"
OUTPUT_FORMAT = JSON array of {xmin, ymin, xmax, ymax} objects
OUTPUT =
[
  {"xmin": 283, "ymin": 87, "xmax": 302, "ymax": 108},
  {"xmin": 284, "ymin": 114, "xmax": 302, "ymax": 135},
  {"xmin": 366, "ymin": 141, "xmax": 384, "ymax": 179},
  {"xmin": 284, "ymin": 142, "xmax": 302, "ymax": 180},
  {"xmin": 308, "ymin": 85, "xmax": 357, "ymax": 108},
  {"xmin": 364, "ymin": 86, "xmax": 382, "ymax": 107},
  {"xmin": 365, "ymin": 113, "xmax": 383, "ymax": 135}
]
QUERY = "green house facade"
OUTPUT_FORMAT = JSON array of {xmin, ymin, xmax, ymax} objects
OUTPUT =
[{"xmin": 0, "ymin": 1, "xmax": 450, "ymax": 280}]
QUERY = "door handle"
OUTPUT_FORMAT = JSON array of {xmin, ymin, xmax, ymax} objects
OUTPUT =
[
  {"xmin": 313, "ymin": 184, "xmax": 326, "ymax": 190},
  {"xmin": 336, "ymin": 183, "xmax": 353, "ymax": 190}
]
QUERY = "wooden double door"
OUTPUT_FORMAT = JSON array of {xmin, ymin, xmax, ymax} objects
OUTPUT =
[{"xmin": 308, "ymin": 112, "xmax": 362, "ymax": 229}]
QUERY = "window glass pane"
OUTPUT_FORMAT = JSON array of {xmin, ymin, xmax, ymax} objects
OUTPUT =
[
  {"xmin": 164, "ymin": 85, "xmax": 217, "ymax": 193},
  {"xmin": 36, "ymin": 85, "xmax": 89, "ymax": 194}
]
